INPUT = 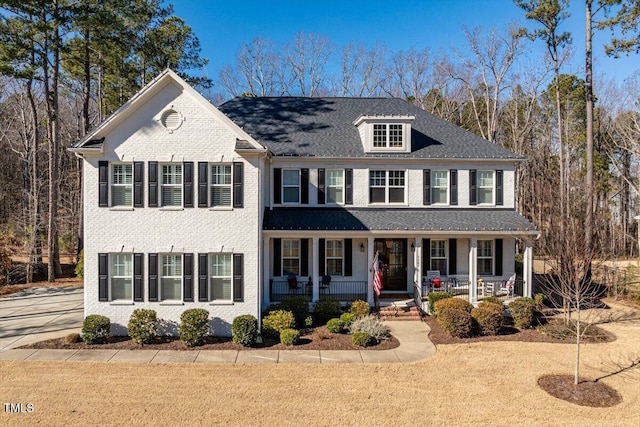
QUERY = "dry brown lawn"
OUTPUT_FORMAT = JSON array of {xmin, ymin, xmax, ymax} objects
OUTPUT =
[{"xmin": 1, "ymin": 301, "xmax": 639, "ymax": 426}]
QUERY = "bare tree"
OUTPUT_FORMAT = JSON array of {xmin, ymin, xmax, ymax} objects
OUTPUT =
[
  {"xmin": 334, "ymin": 43, "xmax": 386, "ymax": 97},
  {"xmin": 285, "ymin": 32, "xmax": 333, "ymax": 96},
  {"xmin": 382, "ymin": 47, "xmax": 433, "ymax": 108}
]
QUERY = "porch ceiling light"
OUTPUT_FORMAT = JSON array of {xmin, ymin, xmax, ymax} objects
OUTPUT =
[{"xmin": 385, "ymin": 239, "xmax": 393, "ymax": 249}]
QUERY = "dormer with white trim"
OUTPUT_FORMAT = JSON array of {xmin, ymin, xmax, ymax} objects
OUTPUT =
[{"xmin": 353, "ymin": 115, "xmax": 415, "ymax": 154}]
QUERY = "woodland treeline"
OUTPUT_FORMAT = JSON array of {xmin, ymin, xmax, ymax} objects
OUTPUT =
[{"xmin": 0, "ymin": 0, "xmax": 638, "ymax": 283}]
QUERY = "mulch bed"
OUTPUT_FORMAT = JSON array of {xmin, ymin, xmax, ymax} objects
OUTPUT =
[
  {"xmin": 21, "ymin": 326, "xmax": 400, "ymax": 351},
  {"xmin": 424, "ymin": 316, "xmax": 615, "ymax": 345},
  {"xmin": 538, "ymin": 374, "xmax": 623, "ymax": 407}
]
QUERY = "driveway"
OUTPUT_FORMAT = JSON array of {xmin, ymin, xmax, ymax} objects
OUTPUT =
[{"xmin": 0, "ymin": 286, "xmax": 83, "ymax": 350}]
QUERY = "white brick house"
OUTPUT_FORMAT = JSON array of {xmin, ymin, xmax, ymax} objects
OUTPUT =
[{"xmin": 72, "ymin": 69, "xmax": 537, "ymax": 335}]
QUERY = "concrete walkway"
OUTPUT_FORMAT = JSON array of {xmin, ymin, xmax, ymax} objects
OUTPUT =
[
  {"xmin": 0, "ymin": 286, "xmax": 437, "ymax": 364},
  {"xmin": 0, "ymin": 321, "xmax": 436, "ymax": 364},
  {"xmin": 0, "ymin": 286, "xmax": 84, "ymax": 350}
]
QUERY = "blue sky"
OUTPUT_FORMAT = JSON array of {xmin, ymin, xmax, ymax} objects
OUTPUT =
[{"xmin": 170, "ymin": 0, "xmax": 638, "ymax": 88}]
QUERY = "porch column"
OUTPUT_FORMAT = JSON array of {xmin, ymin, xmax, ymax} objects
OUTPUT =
[
  {"xmin": 414, "ymin": 237, "xmax": 422, "ymax": 287},
  {"xmin": 312, "ymin": 237, "xmax": 319, "ymax": 302},
  {"xmin": 263, "ymin": 237, "xmax": 271, "ymax": 305},
  {"xmin": 523, "ymin": 243, "xmax": 533, "ymax": 297},
  {"xmin": 367, "ymin": 237, "xmax": 375, "ymax": 305},
  {"xmin": 469, "ymin": 238, "xmax": 478, "ymax": 303}
]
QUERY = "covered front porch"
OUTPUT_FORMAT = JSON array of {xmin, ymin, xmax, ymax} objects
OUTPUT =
[{"xmin": 262, "ymin": 208, "xmax": 538, "ymax": 307}]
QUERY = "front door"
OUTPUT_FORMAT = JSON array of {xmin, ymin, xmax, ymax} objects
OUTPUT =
[{"xmin": 374, "ymin": 239, "xmax": 407, "ymax": 292}]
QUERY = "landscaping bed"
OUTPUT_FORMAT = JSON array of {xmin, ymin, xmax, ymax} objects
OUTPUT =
[{"xmin": 20, "ymin": 325, "xmax": 400, "ymax": 351}]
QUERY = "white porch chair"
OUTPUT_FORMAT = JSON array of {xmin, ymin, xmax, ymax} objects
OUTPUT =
[
  {"xmin": 426, "ymin": 270, "xmax": 443, "ymax": 292},
  {"xmin": 497, "ymin": 273, "xmax": 516, "ymax": 298}
]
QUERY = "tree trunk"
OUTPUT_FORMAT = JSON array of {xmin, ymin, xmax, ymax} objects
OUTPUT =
[{"xmin": 585, "ymin": 1, "xmax": 594, "ymax": 262}]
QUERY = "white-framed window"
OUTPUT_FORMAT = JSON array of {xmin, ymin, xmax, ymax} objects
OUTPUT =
[
  {"xmin": 111, "ymin": 164, "xmax": 132, "ymax": 207},
  {"xmin": 373, "ymin": 123, "xmax": 404, "ymax": 149},
  {"xmin": 210, "ymin": 164, "xmax": 232, "ymax": 207},
  {"xmin": 477, "ymin": 171, "xmax": 495, "ymax": 205},
  {"xmin": 160, "ymin": 254, "xmax": 182, "ymax": 301},
  {"xmin": 326, "ymin": 239, "xmax": 344, "ymax": 276},
  {"xmin": 161, "ymin": 164, "xmax": 182, "ymax": 207},
  {"xmin": 430, "ymin": 240, "xmax": 447, "ymax": 276},
  {"xmin": 110, "ymin": 253, "xmax": 132, "ymax": 300},
  {"xmin": 431, "ymin": 171, "xmax": 448, "ymax": 205},
  {"xmin": 369, "ymin": 170, "xmax": 406, "ymax": 204},
  {"xmin": 478, "ymin": 240, "xmax": 493, "ymax": 276},
  {"xmin": 209, "ymin": 253, "xmax": 232, "ymax": 301},
  {"xmin": 326, "ymin": 169, "xmax": 344, "ymax": 205},
  {"xmin": 282, "ymin": 169, "xmax": 300, "ymax": 204},
  {"xmin": 282, "ymin": 239, "xmax": 300, "ymax": 276}
]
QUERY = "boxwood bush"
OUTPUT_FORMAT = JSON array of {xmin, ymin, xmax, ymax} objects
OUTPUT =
[
  {"xmin": 326, "ymin": 318, "xmax": 343, "ymax": 333},
  {"xmin": 427, "ymin": 291, "xmax": 452, "ymax": 315},
  {"xmin": 81, "ymin": 314, "xmax": 110, "ymax": 344},
  {"xmin": 280, "ymin": 328, "xmax": 300, "ymax": 346},
  {"xmin": 232, "ymin": 314, "xmax": 258, "ymax": 347},
  {"xmin": 312, "ymin": 298, "xmax": 341, "ymax": 325},
  {"xmin": 437, "ymin": 307, "xmax": 474, "ymax": 338},
  {"xmin": 262, "ymin": 310, "xmax": 295, "ymax": 338},
  {"xmin": 179, "ymin": 308, "xmax": 210, "ymax": 347},
  {"xmin": 339, "ymin": 312, "xmax": 356, "ymax": 329},
  {"xmin": 127, "ymin": 309, "xmax": 158, "ymax": 345},
  {"xmin": 509, "ymin": 297, "xmax": 536, "ymax": 329},
  {"xmin": 279, "ymin": 296, "xmax": 310, "ymax": 328},
  {"xmin": 352, "ymin": 331, "xmax": 372, "ymax": 347},
  {"xmin": 433, "ymin": 297, "xmax": 473, "ymax": 317},
  {"xmin": 471, "ymin": 302, "xmax": 503, "ymax": 336}
]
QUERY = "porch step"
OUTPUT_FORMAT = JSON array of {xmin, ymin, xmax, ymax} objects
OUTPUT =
[{"xmin": 378, "ymin": 304, "xmax": 422, "ymax": 321}]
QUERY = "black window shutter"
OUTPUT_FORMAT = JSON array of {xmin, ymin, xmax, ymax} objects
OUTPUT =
[
  {"xmin": 448, "ymin": 239, "xmax": 457, "ymax": 275},
  {"xmin": 317, "ymin": 168, "xmax": 325, "ymax": 204},
  {"xmin": 98, "ymin": 161, "xmax": 108, "ymax": 207},
  {"xmin": 345, "ymin": 169, "xmax": 353, "ymax": 205},
  {"xmin": 148, "ymin": 253, "xmax": 158, "ymax": 301},
  {"xmin": 183, "ymin": 253, "xmax": 194, "ymax": 302},
  {"xmin": 422, "ymin": 239, "xmax": 430, "ymax": 275},
  {"xmin": 198, "ymin": 162, "xmax": 208, "ymax": 207},
  {"xmin": 133, "ymin": 162, "xmax": 144, "ymax": 208},
  {"xmin": 450, "ymin": 170, "xmax": 458, "ymax": 206},
  {"xmin": 148, "ymin": 161, "xmax": 158, "ymax": 207},
  {"xmin": 273, "ymin": 238, "xmax": 282, "ymax": 276},
  {"xmin": 183, "ymin": 162, "xmax": 194, "ymax": 208},
  {"xmin": 495, "ymin": 239, "xmax": 503, "ymax": 276},
  {"xmin": 134, "ymin": 253, "xmax": 144, "ymax": 301},
  {"xmin": 233, "ymin": 162, "xmax": 244, "ymax": 208},
  {"xmin": 301, "ymin": 168, "xmax": 309, "ymax": 204},
  {"xmin": 344, "ymin": 239, "xmax": 352, "ymax": 277},
  {"xmin": 98, "ymin": 253, "xmax": 108, "ymax": 301},
  {"xmin": 319, "ymin": 238, "xmax": 325, "ymax": 276},
  {"xmin": 274, "ymin": 168, "xmax": 282, "ymax": 204},
  {"xmin": 469, "ymin": 169, "xmax": 477, "ymax": 206},
  {"xmin": 300, "ymin": 239, "xmax": 309, "ymax": 276},
  {"xmin": 496, "ymin": 170, "xmax": 504, "ymax": 206},
  {"xmin": 423, "ymin": 169, "xmax": 431, "ymax": 205},
  {"xmin": 233, "ymin": 253, "xmax": 244, "ymax": 302},
  {"xmin": 198, "ymin": 253, "xmax": 208, "ymax": 302}
]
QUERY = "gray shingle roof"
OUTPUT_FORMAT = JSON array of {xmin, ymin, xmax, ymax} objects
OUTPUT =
[
  {"xmin": 263, "ymin": 208, "xmax": 537, "ymax": 233},
  {"xmin": 219, "ymin": 97, "xmax": 521, "ymax": 159}
]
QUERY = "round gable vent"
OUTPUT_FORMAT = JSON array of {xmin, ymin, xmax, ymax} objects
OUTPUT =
[{"xmin": 160, "ymin": 109, "xmax": 183, "ymax": 132}]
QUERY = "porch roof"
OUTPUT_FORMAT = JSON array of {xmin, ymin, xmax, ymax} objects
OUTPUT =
[{"xmin": 263, "ymin": 207, "xmax": 537, "ymax": 234}]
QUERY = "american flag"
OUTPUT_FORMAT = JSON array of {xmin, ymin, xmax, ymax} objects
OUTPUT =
[{"xmin": 372, "ymin": 251, "xmax": 383, "ymax": 296}]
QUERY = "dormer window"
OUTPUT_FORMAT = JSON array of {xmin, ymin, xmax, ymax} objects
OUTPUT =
[{"xmin": 353, "ymin": 115, "xmax": 414, "ymax": 153}]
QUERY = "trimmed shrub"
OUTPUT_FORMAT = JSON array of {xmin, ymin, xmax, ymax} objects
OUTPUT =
[
  {"xmin": 349, "ymin": 300, "xmax": 370, "ymax": 319},
  {"xmin": 427, "ymin": 291, "xmax": 452, "ymax": 315},
  {"xmin": 326, "ymin": 318, "xmax": 343, "ymax": 333},
  {"xmin": 472, "ymin": 303, "xmax": 503, "ymax": 336},
  {"xmin": 509, "ymin": 297, "xmax": 536, "ymax": 329},
  {"xmin": 179, "ymin": 308, "xmax": 210, "ymax": 347},
  {"xmin": 279, "ymin": 296, "xmax": 310, "ymax": 328},
  {"xmin": 65, "ymin": 333, "xmax": 81, "ymax": 344},
  {"xmin": 127, "ymin": 309, "xmax": 158, "ymax": 345},
  {"xmin": 262, "ymin": 310, "xmax": 295, "ymax": 338},
  {"xmin": 280, "ymin": 328, "xmax": 300, "ymax": 346},
  {"xmin": 433, "ymin": 297, "xmax": 473, "ymax": 317},
  {"xmin": 352, "ymin": 331, "xmax": 373, "ymax": 347},
  {"xmin": 437, "ymin": 307, "xmax": 474, "ymax": 338},
  {"xmin": 534, "ymin": 293, "xmax": 548, "ymax": 310},
  {"xmin": 313, "ymin": 298, "xmax": 341, "ymax": 325},
  {"xmin": 339, "ymin": 312, "xmax": 356, "ymax": 329},
  {"xmin": 81, "ymin": 314, "xmax": 110, "ymax": 344},
  {"xmin": 304, "ymin": 316, "xmax": 314, "ymax": 328},
  {"xmin": 349, "ymin": 315, "xmax": 391, "ymax": 342},
  {"xmin": 482, "ymin": 296, "xmax": 504, "ymax": 306},
  {"xmin": 74, "ymin": 249, "xmax": 84, "ymax": 278},
  {"xmin": 232, "ymin": 314, "xmax": 258, "ymax": 347}
]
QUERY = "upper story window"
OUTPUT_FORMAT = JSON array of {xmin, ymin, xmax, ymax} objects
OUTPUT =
[
  {"xmin": 161, "ymin": 164, "xmax": 182, "ymax": 207},
  {"xmin": 282, "ymin": 169, "xmax": 300, "ymax": 204},
  {"xmin": 353, "ymin": 115, "xmax": 414, "ymax": 153},
  {"xmin": 211, "ymin": 164, "xmax": 232, "ymax": 207},
  {"xmin": 477, "ymin": 171, "xmax": 494, "ymax": 205},
  {"xmin": 431, "ymin": 171, "xmax": 448, "ymax": 204},
  {"xmin": 160, "ymin": 254, "xmax": 182, "ymax": 301},
  {"xmin": 111, "ymin": 164, "xmax": 132, "ymax": 207},
  {"xmin": 326, "ymin": 169, "xmax": 344, "ymax": 204},
  {"xmin": 369, "ymin": 170, "xmax": 405, "ymax": 204}
]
